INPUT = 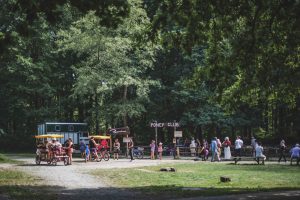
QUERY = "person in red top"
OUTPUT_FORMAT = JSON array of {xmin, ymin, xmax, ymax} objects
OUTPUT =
[
  {"xmin": 222, "ymin": 137, "xmax": 232, "ymax": 160},
  {"xmin": 100, "ymin": 139, "xmax": 108, "ymax": 157}
]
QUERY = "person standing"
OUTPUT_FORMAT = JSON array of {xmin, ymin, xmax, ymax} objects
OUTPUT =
[
  {"xmin": 158, "ymin": 142, "xmax": 163, "ymax": 160},
  {"xmin": 251, "ymin": 136, "xmax": 257, "ymax": 157},
  {"xmin": 128, "ymin": 138, "xmax": 134, "ymax": 161},
  {"xmin": 216, "ymin": 138, "xmax": 222, "ymax": 160},
  {"xmin": 211, "ymin": 137, "xmax": 219, "ymax": 162},
  {"xmin": 222, "ymin": 137, "xmax": 232, "ymax": 160},
  {"xmin": 113, "ymin": 138, "xmax": 120, "ymax": 160},
  {"xmin": 234, "ymin": 136, "xmax": 243, "ymax": 159},
  {"xmin": 150, "ymin": 140, "xmax": 156, "ymax": 159},
  {"xmin": 278, "ymin": 139, "xmax": 287, "ymax": 163},
  {"xmin": 190, "ymin": 137, "xmax": 196, "ymax": 156},
  {"xmin": 203, "ymin": 139, "xmax": 209, "ymax": 160},
  {"xmin": 66, "ymin": 138, "xmax": 73, "ymax": 165},
  {"xmin": 85, "ymin": 144, "xmax": 90, "ymax": 162},
  {"xmin": 79, "ymin": 140, "xmax": 86, "ymax": 158}
]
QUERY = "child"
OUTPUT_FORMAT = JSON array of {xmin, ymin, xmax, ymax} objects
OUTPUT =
[
  {"xmin": 85, "ymin": 144, "xmax": 90, "ymax": 163},
  {"xmin": 158, "ymin": 142, "xmax": 163, "ymax": 160}
]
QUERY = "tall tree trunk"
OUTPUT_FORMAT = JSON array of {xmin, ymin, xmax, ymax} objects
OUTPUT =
[
  {"xmin": 265, "ymin": 103, "xmax": 269, "ymax": 136},
  {"xmin": 95, "ymin": 91, "xmax": 99, "ymax": 134},
  {"xmin": 278, "ymin": 106, "xmax": 284, "ymax": 139},
  {"xmin": 197, "ymin": 125, "xmax": 203, "ymax": 141},
  {"xmin": 123, "ymin": 85, "xmax": 128, "ymax": 127}
]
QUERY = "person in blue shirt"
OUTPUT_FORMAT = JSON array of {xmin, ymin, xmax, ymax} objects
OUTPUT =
[
  {"xmin": 290, "ymin": 143, "xmax": 300, "ymax": 165},
  {"xmin": 79, "ymin": 140, "xmax": 86, "ymax": 158},
  {"xmin": 85, "ymin": 144, "xmax": 90, "ymax": 163},
  {"xmin": 211, "ymin": 137, "xmax": 219, "ymax": 162}
]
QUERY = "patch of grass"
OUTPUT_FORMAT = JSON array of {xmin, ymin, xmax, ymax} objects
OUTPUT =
[
  {"xmin": 91, "ymin": 162, "xmax": 300, "ymax": 198},
  {"xmin": 0, "ymin": 168, "xmax": 55, "ymax": 199},
  {"xmin": 0, "ymin": 185, "xmax": 57, "ymax": 200},
  {"xmin": 2, "ymin": 152, "xmax": 35, "ymax": 158},
  {"xmin": 0, "ymin": 153, "xmax": 21, "ymax": 164}
]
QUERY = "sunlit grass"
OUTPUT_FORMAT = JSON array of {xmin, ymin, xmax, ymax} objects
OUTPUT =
[
  {"xmin": 0, "ymin": 154, "xmax": 55, "ymax": 200},
  {"xmin": 91, "ymin": 162, "xmax": 300, "ymax": 197},
  {"xmin": 0, "ymin": 153, "xmax": 20, "ymax": 164}
]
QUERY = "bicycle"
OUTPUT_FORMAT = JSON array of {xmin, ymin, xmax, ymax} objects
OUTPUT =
[
  {"xmin": 89, "ymin": 148, "xmax": 100, "ymax": 162},
  {"xmin": 99, "ymin": 149, "xmax": 110, "ymax": 161},
  {"xmin": 133, "ymin": 147, "xmax": 144, "ymax": 159}
]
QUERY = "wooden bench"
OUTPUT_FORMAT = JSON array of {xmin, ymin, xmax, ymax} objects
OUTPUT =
[{"xmin": 232, "ymin": 156, "xmax": 265, "ymax": 165}]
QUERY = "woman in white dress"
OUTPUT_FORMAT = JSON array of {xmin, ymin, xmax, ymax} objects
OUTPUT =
[{"xmin": 222, "ymin": 137, "xmax": 232, "ymax": 160}]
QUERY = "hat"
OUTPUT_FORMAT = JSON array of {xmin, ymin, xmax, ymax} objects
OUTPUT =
[
  {"xmin": 159, "ymin": 142, "xmax": 162, "ymax": 145},
  {"xmin": 296, "ymin": 143, "xmax": 300, "ymax": 147}
]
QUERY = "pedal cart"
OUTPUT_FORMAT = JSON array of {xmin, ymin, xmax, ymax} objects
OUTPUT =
[
  {"xmin": 88, "ymin": 135, "xmax": 112, "ymax": 162},
  {"xmin": 35, "ymin": 134, "xmax": 69, "ymax": 166}
]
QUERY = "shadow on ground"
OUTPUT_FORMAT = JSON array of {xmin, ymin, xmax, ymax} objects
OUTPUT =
[{"xmin": 1, "ymin": 185, "xmax": 300, "ymax": 200}]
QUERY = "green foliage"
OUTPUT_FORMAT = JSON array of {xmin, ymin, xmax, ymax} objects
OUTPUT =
[
  {"xmin": 150, "ymin": 0, "xmax": 300, "ymax": 140},
  {"xmin": 0, "ymin": 0, "xmax": 299, "ymax": 147},
  {"xmin": 57, "ymin": 0, "xmax": 159, "ymax": 131}
]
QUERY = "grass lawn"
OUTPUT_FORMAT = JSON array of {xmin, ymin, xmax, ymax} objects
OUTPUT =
[
  {"xmin": 0, "ymin": 153, "xmax": 56, "ymax": 200},
  {"xmin": 91, "ymin": 162, "xmax": 300, "ymax": 198},
  {"xmin": 0, "ymin": 153, "xmax": 22, "ymax": 164}
]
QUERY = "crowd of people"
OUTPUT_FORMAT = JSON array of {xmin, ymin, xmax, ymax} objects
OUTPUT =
[
  {"xmin": 39, "ymin": 136, "xmax": 299, "ymax": 165},
  {"xmin": 152, "ymin": 136, "xmax": 299, "ymax": 165}
]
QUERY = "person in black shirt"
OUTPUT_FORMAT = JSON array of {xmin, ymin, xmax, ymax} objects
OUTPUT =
[
  {"xmin": 128, "ymin": 139, "xmax": 134, "ymax": 161},
  {"xmin": 278, "ymin": 139, "xmax": 287, "ymax": 163},
  {"xmin": 89, "ymin": 137, "xmax": 99, "ymax": 161}
]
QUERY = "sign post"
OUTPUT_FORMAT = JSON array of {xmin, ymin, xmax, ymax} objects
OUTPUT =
[{"xmin": 150, "ymin": 121, "xmax": 180, "ymax": 159}]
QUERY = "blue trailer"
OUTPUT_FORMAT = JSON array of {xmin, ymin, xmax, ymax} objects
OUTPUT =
[{"xmin": 37, "ymin": 122, "xmax": 89, "ymax": 149}]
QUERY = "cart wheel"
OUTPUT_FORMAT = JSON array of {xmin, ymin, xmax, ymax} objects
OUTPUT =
[
  {"xmin": 64, "ymin": 158, "xmax": 68, "ymax": 166},
  {"xmin": 52, "ymin": 158, "xmax": 57, "ymax": 166},
  {"xmin": 96, "ymin": 153, "xmax": 101, "ymax": 162},
  {"xmin": 104, "ymin": 152, "xmax": 110, "ymax": 161},
  {"xmin": 35, "ymin": 155, "xmax": 41, "ymax": 165},
  {"xmin": 137, "ymin": 152, "xmax": 143, "ymax": 159}
]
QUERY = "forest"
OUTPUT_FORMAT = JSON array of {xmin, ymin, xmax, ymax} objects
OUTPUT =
[{"xmin": 0, "ymin": 0, "xmax": 299, "ymax": 150}]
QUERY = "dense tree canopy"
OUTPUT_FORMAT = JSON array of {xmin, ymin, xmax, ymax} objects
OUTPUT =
[{"xmin": 0, "ymin": 0, "xmax": 299, "ymax": 149}]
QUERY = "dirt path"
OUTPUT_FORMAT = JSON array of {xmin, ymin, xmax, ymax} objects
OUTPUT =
[
  {"xmin": 11, "ymin": 156, "xmax": 189, "ymax": 189},
  {"xmin": 4, "ymin": 155, "xmax": 191, "ymax": 200},
  {"xmin": 2, "ymin": 155, "xmax": 300, "ymax": 200}
]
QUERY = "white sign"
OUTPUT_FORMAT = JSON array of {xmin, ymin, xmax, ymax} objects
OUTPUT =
[
  {"xmin": 123, "ymin": 137, "xmax": 132, "ymax": 143},
  {"xmin": 150, "ymin": 122, "xmax": 180, "ymax": 128},
  {"xmin": 174, "ymin": 131, "xmax": 182, "ymax": 137}
]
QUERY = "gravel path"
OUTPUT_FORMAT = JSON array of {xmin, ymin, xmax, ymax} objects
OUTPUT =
[
  {"xmin": 11, "ymin": 156, "xmax": 190, "ymax": 189},
  {"xmin": 2, "ymin": 155, "xmax": 300, "ymax": 200},
  {"xmin": 2, "ymin": 155, "xmax": 191, "ymax": 200}
]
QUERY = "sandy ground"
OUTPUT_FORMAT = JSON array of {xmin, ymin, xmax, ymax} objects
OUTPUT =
[
  {"xmin": 10, "ymin": 156, "xmax": 190, "ymax": 189},
  {"xmin": 1, "ymin": 155, "xmax": 300, "ymax": 200}
]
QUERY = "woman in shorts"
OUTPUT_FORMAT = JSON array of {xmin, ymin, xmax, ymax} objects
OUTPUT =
[
  {"xmin": 113, "ymin": 138, "xmax": 120, "ymax": 160},
  {"xmin": 66, "ymin": 138, "xmax": 74, "ymax": 165}
]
